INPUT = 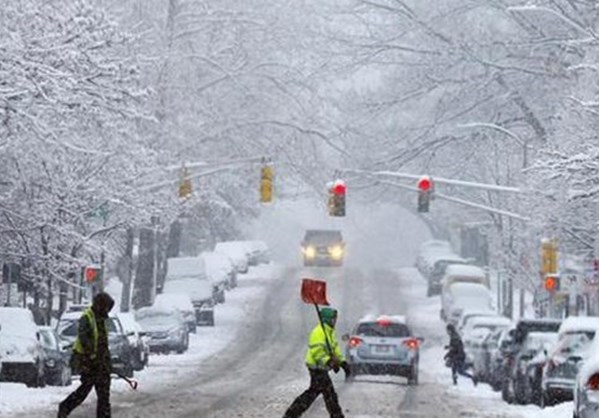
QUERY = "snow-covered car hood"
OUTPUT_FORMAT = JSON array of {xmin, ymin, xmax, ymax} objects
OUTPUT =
[{"xmin": 0, "ymin": 334, "xmax": 38, "ymax": 363}]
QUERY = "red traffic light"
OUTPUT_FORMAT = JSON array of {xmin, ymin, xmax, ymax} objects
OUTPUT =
[
  {"xmin": 333, "ymin": 181, "xmax": 346, "ymax": 195},
  {"xmin": 85, "ymin": 266, "xmax": 101, "ymax": 283},
  {"xmin": 545, "ymin": 275, "xmax": 559, "ymax": 292},
  {"xmin": 418, "ymin": 176, "xmax": 432, "ymax": 192}
]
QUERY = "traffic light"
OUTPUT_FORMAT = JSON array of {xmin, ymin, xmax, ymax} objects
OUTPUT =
[
  {"xmin": 260, "ymin": 164, "xmax": 274, "ymax": 203},
  {"xmin": 179, "ymin": 166, "xmax": 192, "ymax": 199},
  {"xmin": 328, "ymin": 180, "xmax": 346, "ymax": 217},
  {"xmin": 417, "ymin": 176, "xmax": 433, "ymax": 213},
  {"xmin": 541, "ymin": 239, "xmax": 558, "ymax": 275},
  {"xmin": 84, "ymin": 265, "xmax": 101, "ymax": 284},
  {"xmin": 545, "ymin": 275, "xmax": 560, "ymax": 292}
]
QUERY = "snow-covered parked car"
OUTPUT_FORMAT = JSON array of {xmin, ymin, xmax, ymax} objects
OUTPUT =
[
  {"xmin": 164, "ymin": 256, "xmax": 215, "ymax": 326},
  {"xmin": 426, "ymin": 254, "xmax": 469, "ymax": 296},
  {"xmin": 462, "ymin": 315, "xmax": 512, "ymax": 369},
  {"xmin": 57, "ymin": 311, "xmax": 135, "ymax": 378},
  {"xmin": 414, "ymin": 240, "xmax": 452, "ymax": 277},
  {"xmin": 542, "ymin": 316, "xmax": 599, "ymax": 407},
  {"xmin": 573, "ymin": 330, "xmax": 599, "ymax": 418},
  {"xmin": 115, "ymin": 312, "xmax": 150, "ymax": 371},
  {"xmin": 154, "ymin": 293, "xmax": 197, "ymax": 333},
  {"xmin": 0, "ymin": 307, "xmax": 46, "ymax": 387},
  {"xmin": 239, "ymin": 240, "xmax": 270, "ymax": 265},
  {"xmin": 135, "ymin": 306, "xmax": 189, "ymax": 354},
  {"xmin": 214, "ymin": 241, "xmax": 249, "ymax": 274},
  {"xmin": 441, "ymin": 282, "xmax": 494, "ymax": 324},
  {"xmin": 38, "ymin": 326, "xmax": 72, "ymax": 386},
  {"xmin": 440, "ymin": 264, "xmax": 490, "ymax": 294},
  {"xmin": 200, "ymin": 251, "xmax": 235, "ymax": 303}
]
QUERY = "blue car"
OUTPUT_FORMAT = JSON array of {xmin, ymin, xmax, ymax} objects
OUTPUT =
[{"xmin": 344, "ymin": 315, "xmax": 423, "ymax": 385}]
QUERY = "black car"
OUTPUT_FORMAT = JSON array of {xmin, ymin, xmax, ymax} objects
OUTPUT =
[
  {"xmin": 301, "ymin": 229, "xmax": 345, "ymax": 267},
  {"xmin": 38, "ymin": 326, "xmax": 72, "ymax": 386},
  {"xmin": 57, "ymin": 312, "xmax": 135, "ymax": 378},
  {"xmin": 501, "ymin": 319, "xmax": 561, "ymax": 403}
]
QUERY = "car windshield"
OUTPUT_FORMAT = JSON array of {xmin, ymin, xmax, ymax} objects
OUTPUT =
[
  {"xmin": 524, "ymin": 333, "xmax": 557, "ymax": 352},
  {"xmin": 356, "ymin": 322, "xmax": 410, "ymax": 337},
  {"xmin": 304, "ymin": 230, "xmax": 342, "ymax": 244},
  {"xmin": 556, "ymin": 333, "xmax": 592, "ymax": 356},
  {"xmin": 58, "ymin": 317, "xmax": 121, "ymax": 337},
  {"xmin": 136, "ymin": 311, "xmax": 180, "ymax": 328},
  {"xmin": 39, "ymin": 330, "xmax": 57, "ymax": 349}
]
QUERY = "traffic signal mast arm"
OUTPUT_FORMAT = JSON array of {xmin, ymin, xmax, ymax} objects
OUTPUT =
[
  {"xmin": 347, "ymin": 169, "xmax": 523, "ymax": 194},
  {"xmin": 374, "ymin": 179, "xmax": 529, "ymax": 222}
]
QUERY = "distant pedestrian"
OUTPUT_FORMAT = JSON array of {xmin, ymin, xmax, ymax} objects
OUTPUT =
[
  {"xmin": 444, "ymin": 323, "xmax": 477, "ymax": 386},
  {"xmin": 283, "ymin": 307, "xmax": 350, "ymax": 418},
  {"xmin": 58, "ymin": 292, "xmax": 115, "ymax": 418}
]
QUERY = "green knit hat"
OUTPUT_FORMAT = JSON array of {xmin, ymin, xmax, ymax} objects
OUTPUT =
[{"xmin": 320, "ymin": 307, "xmax": 338, "ymax": 326}]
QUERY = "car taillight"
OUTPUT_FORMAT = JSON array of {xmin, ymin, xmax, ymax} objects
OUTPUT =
[
  {"xmin": 587, "ymin": 374, "xmax": 599, "ymax": 390},
  {"xmin": 404, "ymin": 338, "xmax": 420, "ymax": 350},
  {"xmin": 349, "ymin": 337, "xmax": 363, "ymax": 348}
]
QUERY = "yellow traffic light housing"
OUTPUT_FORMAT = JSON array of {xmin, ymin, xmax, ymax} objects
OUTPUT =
[
  {"xmin": 260, "ymin": 164, "xmax": 274, "ymax": 203},
  {"xmin": 541, "ymin": 239, "xmax": 558, "ymax": 275},
  {"xmin": 179, "ymin": 166, "xmax": 192, "ymax": 200}
]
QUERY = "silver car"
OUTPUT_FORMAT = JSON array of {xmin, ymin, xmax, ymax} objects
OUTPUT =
[
  {"xmin": 574, "ymin": 353, "xmax": 599, "ymax": 418},
  {"xmin": 344, "ymin": 315, "xmax": 423, "ymax": 385},
  {"xmin": 543, "ymin": 332, "xmax": 592, "ymax": 407}
]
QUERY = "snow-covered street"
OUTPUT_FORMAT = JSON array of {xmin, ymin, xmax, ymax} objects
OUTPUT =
[{"xmin": 2, "ymin": 263, "xmax": 573, "ymax": 418}]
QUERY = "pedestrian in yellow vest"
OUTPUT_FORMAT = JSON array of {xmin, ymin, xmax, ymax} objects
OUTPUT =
[
  {"xmin": 283, "ymin": 307, "xmax": 350, "ymax": 418},
  {"xmin": 58, "ymin": 292, "xmax": 115, "ymax": 418}
]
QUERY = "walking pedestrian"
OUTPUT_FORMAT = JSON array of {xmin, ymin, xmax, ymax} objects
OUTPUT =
[
  {"xmin": 58, "ymin": 292, "xmax": 115, "ymax": 418},
  {"xmin": 283, "ymin": 307, "xmax": 350, "ymax": 418},
  {"xmin": 444, "ymin": 323, "xmax": 477, "ymax": 386}
]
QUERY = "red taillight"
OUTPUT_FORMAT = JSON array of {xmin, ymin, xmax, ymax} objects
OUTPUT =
[
  {"xmin": 404, "ymin": 338, "xmax": 420, "ymax": 350},
  {"xmin": 587, "ymin": 374, "xmax": 599, "ymax": 390},
  {"xmin": 349, "ymin": 336, "xmax": 363, "ymax": 348}
]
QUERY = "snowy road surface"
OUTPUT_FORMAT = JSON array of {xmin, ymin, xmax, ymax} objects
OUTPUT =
[{"xmin": 3, "ymin": 265, "xmax": 570, "ymax": 417}]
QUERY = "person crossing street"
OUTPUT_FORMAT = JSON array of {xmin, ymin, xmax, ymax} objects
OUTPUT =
[
  {"xmin": 444, "ymin": 323, "xmax": 477, "ymax": 386},
  {"xmin": 283, "ymin": 307, "xmax": 349, "ymax": 418},
  {"xmin": 58, "ymin": 292, "xmax": 115, "ymax": 418}
]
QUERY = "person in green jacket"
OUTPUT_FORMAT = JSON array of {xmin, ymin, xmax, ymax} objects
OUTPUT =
[
  {"xmin": 283, "ymin": 307, "xmax": 350, "ymax": 418},
  {"xmin": 58, "ymin": 292, "xmax": 115, "ymax": 418}
]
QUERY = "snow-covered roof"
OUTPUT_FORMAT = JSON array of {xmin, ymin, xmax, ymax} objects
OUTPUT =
[
  {"xmin": 467, "ymin": 316, "xmax": 513, "ymax": 328},
  {"xmin": 419, "ymin": 240, "xmax": 451, "ymax": 253},
  {"xmin": 214, "ymin": 241, "xmax": 249, "ymax": 263},
  {"xmin": 166, "ymin": 257, "xmax": 206, "ymax": 280},
  {"xmin": 557, "ymin": 316, "xmax": 599, "ymax": 337},
  {"xmin": 444, "ymin": 264, "xmax": 486, "ymax": 278},
  {"xmin": 154, "ymin": 293, "xmax": 195, "ymax": 312},
  {"xmin": 200, "ymin": 251, "xmax": 234, "ymax": 282},
  {"xmin": 449, "ymin": 282, "xmax": 492, "ymax": 298},
  {"xmin": 358, "ymin": 314, "xmax": 407, "ymax": 325},
  {"xmin": 0, "ymin": 307, "xmax": 38, "ymax": 337},
  {"xmin": 162, "ymin": 278, "xmax": 213, "ymax": 301}
]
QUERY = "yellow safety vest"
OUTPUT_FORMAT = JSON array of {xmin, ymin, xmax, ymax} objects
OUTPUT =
[
  {"xmin": 305, "ymin": 323, "xmax": 345, "ymax": 370},
  {"xmin": 73, "ymin": 307, "xmax": 99, "ymax": 359}
]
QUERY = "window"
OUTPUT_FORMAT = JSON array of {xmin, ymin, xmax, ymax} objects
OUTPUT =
[{"xmin": 356, "ymin": 322, "xmax": 411, "ymax": 338}]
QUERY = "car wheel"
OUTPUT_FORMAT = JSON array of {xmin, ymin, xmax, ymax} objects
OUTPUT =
[
  {"xmin": 61, "ymin": 366, "xmax": 72, "ymax": 387},
  {"xmin": 501, "ymin": 379, "xmax": 513, "ymax": 403},
  {"xmin": 124, "ymin": 362, "xmax": 134, "ymax": 378}
]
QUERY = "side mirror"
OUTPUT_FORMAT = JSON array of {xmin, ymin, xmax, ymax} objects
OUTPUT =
[
  {"xmin": 417, "ymin": 337, "xmax": 425, "ymax": 344},
  {"xmin": 341, "ymin": 334, "xmax": 350, "ymax": 342},
  {"xmin": 36, "ymin": 332, "xmax": 41, "ymax": 341},
  {"xmin": 139, "ymin": 331, "xmax": 148, "ymax": 337},
  {"xmin": 543, "ymin": 349, "xmax": 548, "ymax": 357},
  {"xmin": 127, "ymin": 331, "xmax": 135, "ymax": 337}
]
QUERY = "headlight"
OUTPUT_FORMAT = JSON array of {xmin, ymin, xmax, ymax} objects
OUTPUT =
[
  {"xmin": 45, "ymin": 359, "xmax": 56, "ymax": 368},
  {"xmin": 329, "ymin": 246, "xmax": 343, "ymax": 259},
  {"xmin": 304, "ymin": 246, "xmax": 316, "ymax": 258}
]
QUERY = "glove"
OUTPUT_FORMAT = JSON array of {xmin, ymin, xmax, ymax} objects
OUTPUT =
[
  {"xmin": 341, "ymin": 361, "xmax": 351, "ymax": 379},
  {"xmin": 328, "ymin": 358, "xmax": 341, "ymax": 373}
]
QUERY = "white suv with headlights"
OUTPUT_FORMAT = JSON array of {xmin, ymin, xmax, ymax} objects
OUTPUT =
[{"xmin": 301, "ymin": 229, "xmax": 345, "ymax": 267}]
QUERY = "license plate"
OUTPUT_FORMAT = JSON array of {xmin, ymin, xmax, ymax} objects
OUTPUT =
[{"xmin": 374, "ymin": 345, "xmax": 391, "ymax": 353}]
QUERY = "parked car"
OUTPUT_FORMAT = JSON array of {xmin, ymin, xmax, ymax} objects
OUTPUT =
[
  {"xmin": 415, "ymin": 240, "xmax": 452, "ymax": 276},
  {"xmin": 57, "ymin": 311, "xmax": 134, "ymax": 378},
  {"xmin": 214, "ymin": 242, "xmax": 250, "ymax": 274},
  {"xmin": 500, "ymin": 319, "xmax": 562, "ymax": 403},
  {"xmin": 135, "ymin": 306, "xmax": 189, "ymax": 354},
  {"xmin": 542, "ymin": 332, "xmax": 594, "ymax": 407},
  {"xmin": 0, "ymin": 307, "xmax": 46, "ymax": 387},
  {"xmin": 462, "ymin": 316, "xmax": 512, "ymax": 369},
  {"xmin": 38, "ymin": 326, "xmax": 72, "ymax": 386},
  {"xmin": 164, "ymin": 256, "xmax": 215, "ymax": 326},
  {"xmin": 511, "ymin": 331, "xmax": 558, "ymax": 405},
  {"xmin": 574, "ymin": 335, "xmax": 599, "ymax": 417},
  {"xmin": 300, "ymin": 229, "xmax": 345, "ymax": 267},
  {"xmin": 154, "ymin": 293, "xmax": 197, "ymax": 333},
  {"xmin": 441, "ymin": 264, "xmax": 490, "ymax": 294},
  {"xmin": 441, "ymin": 282, "xmax": 494, "ymax": 324},
  {"xmin": 426, "ymin": 255, "xmax": 468, "ymax": 296},
  {"xmin": 201, "ymin": 251, "xmax": 235, "ymax": 302},
  {"xmin": 488, "ymin": 328, "xmax": 515, "ymax": 391},
  {"xmin": 344, "ymin": 315, "xmax": 423, "ymax": 385},
  {"xmin": 244, "ymin": 240, "xmax": 270, "ymax": 264},
  {"xmin": 474, "ymin": 328, "xmax": 506, "ymax": 386},
  {"xmin": 115, "ymin": 312, "xmax": 149, "ymax": 371}
]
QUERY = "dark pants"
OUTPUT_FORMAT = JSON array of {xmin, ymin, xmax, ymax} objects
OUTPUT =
[
  {"xmin": 451, "ymin": 360, "xmax": 474, "ymax": 384},
  {"xmin": 58, "ymin": 369, "xmax": 111, "ymax": 418},
  {"xmin": 283, "ymin": 368, "xmax": 344, "ymax": 418}
]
